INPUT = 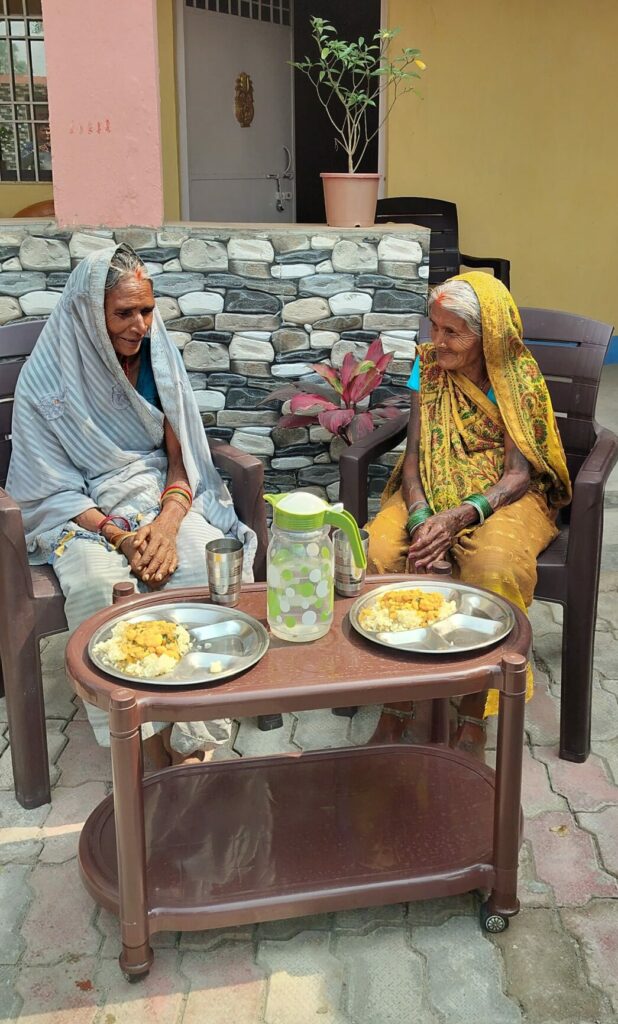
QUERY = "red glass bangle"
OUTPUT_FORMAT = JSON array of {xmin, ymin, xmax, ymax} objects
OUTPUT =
[{"xmin": 99, "ymin": 514, "xmax": 131, "ymax": 533}]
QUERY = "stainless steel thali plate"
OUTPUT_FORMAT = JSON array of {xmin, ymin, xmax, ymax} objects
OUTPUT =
[
  {"xmin": 349, "ymin": 581, "xmax": 515, "ymax": 655},
  {"xmin": 88, "ymin": 602, "xmax": 269, "ymax": 686}
]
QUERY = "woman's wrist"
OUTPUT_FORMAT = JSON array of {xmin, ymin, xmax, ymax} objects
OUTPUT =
[{"xmin": 158, "ymin": 500, "xmax": 185, "ymax": 532}]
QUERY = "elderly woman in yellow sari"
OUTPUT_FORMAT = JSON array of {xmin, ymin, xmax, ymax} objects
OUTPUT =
[{"xmin": 366, "ymin": 272, "xmax": 571, "ymax": 756}]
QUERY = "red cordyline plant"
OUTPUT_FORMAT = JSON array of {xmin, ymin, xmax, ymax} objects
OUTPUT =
[{"xmin": 268, "ymin": 339, "xmax": 406, "ymax": 445}]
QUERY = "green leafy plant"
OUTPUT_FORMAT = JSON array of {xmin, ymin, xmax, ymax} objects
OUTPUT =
[
  {"xmin": 292, "ymin": 18, "xmax": 426, "ymax": 174},
  {"xmin": 268, "ymin": 339, "xmax": 407, "ymax": 446}
]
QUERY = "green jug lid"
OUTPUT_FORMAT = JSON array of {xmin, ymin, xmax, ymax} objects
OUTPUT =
[{"xmin": 264, "ymin": 491, "xmax": 330, "ymax": 530}]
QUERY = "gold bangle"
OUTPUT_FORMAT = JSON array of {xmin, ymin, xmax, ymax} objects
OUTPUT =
[
  {"xmin": 161, "ymin": 494, "xmax": 190, "ymax": 516},
  {"xmin": 112, "ymin": 530, "xmax": 136, "ymax": 550}
]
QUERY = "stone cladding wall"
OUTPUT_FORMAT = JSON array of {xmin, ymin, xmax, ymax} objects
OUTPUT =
[{"xmin": 0, "ymin": 222, "xmax": 429, "ymax": 503}]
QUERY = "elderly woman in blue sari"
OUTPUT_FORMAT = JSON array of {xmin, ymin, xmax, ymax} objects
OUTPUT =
[{"xmin": 7, "ymin": 245, "xmax": 256, "ymax": 766}]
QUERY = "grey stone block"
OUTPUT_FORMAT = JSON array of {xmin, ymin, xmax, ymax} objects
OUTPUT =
[
  {"xmin": 271, "ymin": 427, "xmax": 309, "ymax": 447},
  {"xmin": 272, "ymin": 327, "xmax": 309, "ymax": 353},
  {"xmin": 218, "ymin": 410, "xmax": 278, "ymax": 426},
  {"xmin": 263, "ymin": 472, "xmax": 298, "ymax": 492},
  {"xmin": 228, "ymin": 259, "xmax": 271, "ymax": 278},
  {"xmin": 180, "ymin": 238, "xmax": 228, "ymax": 272},
  {"xmin": 340, "ymin": 330, "xmax": 379, "ymax": 343},
  {"xmin": 116, "ymin": 227, "xmax": 157, "ymax": 248},
  {"xmin": 231, "ymin": 430, "xmax": 274, "ymax": 455},
  {"xmin": 332, "ymin": 240, "xmax": 378, "ymax": 273},
  {"xmin": 0, "ymin": 297, "xmax": 21, "ymax": 325},
  {"xmin": 363, "ymin": 312, "xmax": 421, "ymax": 330},
  {"xmin": 226, "ymin": 386, "xmax": 279, "ymax": 409},
  {"xmin": 205, "ymin": 273, "xmax": 295, "ymax": 296},
  {"xmin": 230, "ymin": 360, "xmax": 273, "ymax": 378},
  {"xmin": 271, "ymin": 232, "xmax": 310, "ymax": 253},
  {"xmin": 275, "ymin": 348, "xmax": 331, "ymax": 364},
  {"xmin": 281, "ymin": 297, "xmax": 330, "ymax": 324},
  {"xmin": 20, "ymin": 236, "xmax": 70, "ymax": 271},
  {"xmin": 314, "ymin": 315, "xmax": 363, "ymax": 331},
  {"xmin": 216, "ymin": 313, "xmax": 281, "ymax": 331},
  {"xmin": 0, "ymin": 271, "xmax": 47, "ymax": 297},
  {"xmin": 0, "ymin": 246, "xmax": 19, "ymax": 260},
  {"xmin": 378, "ymin": 259, "xmax": 420, "ymax": 279},
  {"xmin": 153, "ymin": 273, "xmax": 205, "ymax": 297},
  {"xmin": 166, "ymin": 315, "xmax": 215, "ymax": 332},
  {"xmin": 298, "ymin": 273, "xmax": 355, "ymax": 297},
  {"xmin": 298, "ymin": 465, "xmax": 340, "ymax": 485},
  {"xmin": 191, "ymin": 330, "xmax": 233, "ymax": 344},
  {"xmin": 204, "ymin": 427, "xmax": 234, "ymax": 441},
  {"xmin": 155, "ymin": 296, "xmax": 181, "ymax": 321},
  {"xmin": 208, "ymin": 373, "xmax": 247, "ymax": 387},
  {"xmin": 373, "ymin": 288, "xmax": 427, "ymax": 313},
  {"xmin": 183, "ymin": 341, "xmax": 230, "ymax": 371},
  {"xmin": 228, "ymin": 238, "xmax": 274, "ymax": 261},
  {"xmin": 188, "ymin": 373, "xmax": 208, "ymax": 390},
  {"xmin": 225, "ymin": 289, "xmax": 280, "ymax": 314},
  {"xmin": 355, "ymin": 273, "xmax": 396, "ymax": 288},
  {"xmin": 134, "ymin": 247, "xmax": 179, "ymax": 262},
  {"xmin": 275, "ymin": 248, "xmax": 331, "ymax": 264}
]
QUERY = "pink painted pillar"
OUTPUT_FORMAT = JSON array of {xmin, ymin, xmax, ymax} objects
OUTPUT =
[{"xmin": 41, "ymin": 0, "xmax": 164, "ymax": 227}]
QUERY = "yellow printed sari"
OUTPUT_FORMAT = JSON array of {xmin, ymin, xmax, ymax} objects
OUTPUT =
[{"xmin": 369, "ymin": 272, "xmax": 572, "ymax": 715}]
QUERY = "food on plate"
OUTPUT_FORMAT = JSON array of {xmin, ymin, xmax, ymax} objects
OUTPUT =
[
  {"xmin": 209, "ymin": 660, "xmax": 224, "ymax": 674},
  {"xmin": 358, "ymin": 588, "xmax": 456, "ymax": 633},
  {"xmin": 93, "ymin": 619, "xmax": 191, "ymax": 677}
]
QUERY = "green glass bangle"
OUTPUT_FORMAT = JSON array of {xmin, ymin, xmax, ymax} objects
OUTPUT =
[
  {"xmin": 406, "ymin": 506, "xmax": 432, "ymax": 535},
  {"xmin": 466, "ymin": 492, "xmax": 493, "ymax": 519}
]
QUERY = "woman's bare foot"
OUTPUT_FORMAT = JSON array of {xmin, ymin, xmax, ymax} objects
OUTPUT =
[
  {"xmin": 450, "ymin": 716, "xmax": 487, "ymax": 762},
  {"xmin": 160, "ymin": 726, "xmax": 209, "ymax": 766},
  {"xmin": 142, "ymin": 733, "xmax": 172, "ymax": 771}
]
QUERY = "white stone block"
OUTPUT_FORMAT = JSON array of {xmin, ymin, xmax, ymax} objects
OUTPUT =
[
  {"xmin": 418, "ymin": 265, "xmax": 429, "ymax": 280},
  {"xmin": 194, "ymin": 390, "xmax": 225, "ymax": 412},
  {"xmin": 0, "ymin": 228, "xmax": 27, "ymax": 245},
  {"xmin": 144, "ymin": 262, "xmax": 163, "ymax": 276},
  {"xmin": 20, "ymin": 236, "xmax": 70, "ymax": 271},
  {"xmin": 379, "ymin": 334, "xmax": 417, "ymax": 358},
  {"xmin": 229, "ymin": 337, "xmax": 275, "ymax": 360},
  {"xmin": 163, "ymin": 259, "xmax": 182, "ymax": 272},
  {"xmin": 231, "ymin": 430, "xmax": 275, "ymax": 455},
  {"xmin": 328, "ymin": 291, "xmax": 372, "ymax": 315},
  {"xmin": 309, "ymin": 426, "xmax": 334, "ymax": 442},
  {"xmin": 271, "ymin": 264, "xmax": 316, "ymax": 279},
  {"xmin": 271, "ymin": 456, "xmax": 314, "ymax": 470},
  {"xmin": 157, "ymin": 227, "xmax": 190, "ymax": 246},
  {"xmin": 178, "ymin": 291, "xmax": 225, "ymax": 315},
  {"xmin": 316, "ymin": 260, "xmax": 333, "ymax": 273},
  {"xmin": 311, "ymin": 234, "xmax": 337, "ymax": 250},
  {"xmin": 271, "ymin": 363, "xmax": 312, "ymax": 377},
  {"xmin": 331, "ymin": 240, "xmax": 378, "ymax": 273},
  {"xmin": 227, "ymin": 238, "xmax": 274, "ymax": 262},
  {"xmin": 2, "ymin": 258, "xmax": 21, "ymax": 271},
  {"xmin": 237, "ymin": 426, "xmax": 272, "ymax": 435},
  {"xmin": 231, "ymin": 331, "xmax": 272, "ymax": 342},
  {"xmin": 19, "ymin": 291, "xmax": 60, "ymax": 316},
  {"xmin": 377, "ymin": 235, "xmax": 423, "ymax": 262},
  {"xmin": 310, "ymin": 330, "xmax": 338, "ymax": 350},
  {"xmin": 180, "ymin": 238, "xmax": 228, "ymax": 272},
  {"xmin": 69, "ymin": 232, "xmax": 114, "ymax": 258},
  {"xmin": 330, "ymin": 339, "xmax": 369, "ymax": 368}
]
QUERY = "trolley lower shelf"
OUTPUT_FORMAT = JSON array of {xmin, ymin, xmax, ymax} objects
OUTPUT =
[{"xmin": 78, "ymin": 744, "xmax": 509, "ymax": 933}]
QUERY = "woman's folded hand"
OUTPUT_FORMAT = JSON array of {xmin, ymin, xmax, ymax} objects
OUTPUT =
[
  {"xmin": 122, "ymin": 515, "xmax": 180, "ymax": 590},
  {"xmin": 407, "ymin": 510, "xmax": 459, "ymax": 572}
]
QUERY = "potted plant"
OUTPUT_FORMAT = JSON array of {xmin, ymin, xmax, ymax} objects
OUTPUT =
[
  {"xmin": 269, "ymin": 339, "xmax": 407, "ymax": 446},
  {"xmin": 292, "ymin": 17, "xmax": 426, "ymax": 227}
]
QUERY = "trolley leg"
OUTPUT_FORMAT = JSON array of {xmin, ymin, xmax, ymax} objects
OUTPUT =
[
  {"xmin": 109, "ymin": 689, "xmax": 153, "ymax": 979},
  {"xmin": 483, "ymin": 654, "xmax": 527, "ymax": 929},
  {"xmin": 430, "ymin": 698, "xmax": 450, "ymax": 744}
]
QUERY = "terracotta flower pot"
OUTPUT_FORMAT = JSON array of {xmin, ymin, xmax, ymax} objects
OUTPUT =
[{"xmin": 320, "ymin": 172, "xmax": 381, "ymax": 228}]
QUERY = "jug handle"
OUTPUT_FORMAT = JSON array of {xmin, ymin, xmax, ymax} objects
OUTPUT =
[{"xmin": 324, "ymin": 509, "xmax": 367, "ymax": 569}]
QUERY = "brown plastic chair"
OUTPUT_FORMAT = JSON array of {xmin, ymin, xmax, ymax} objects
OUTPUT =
[
  {"xmin": 375, "ymin": 197, "xmax": 510, "ymax": 288},
  {"xmin": 0, "ymin": 319, "xmax": 269, "ymax": 808},
  {"xmin": 339, "ymin": 308, "xmax": 617, "ymax": 763},
  {"xmin": 13, "ymin": 199, "xmax": 55, "ymax": 218}
]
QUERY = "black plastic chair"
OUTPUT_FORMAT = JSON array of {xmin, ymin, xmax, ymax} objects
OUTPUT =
[
  {"xmin": 339, "ymin": 308, "xmax": 617, "ymax": 763},
  {"xmin": 375, "ymin": 197, "xmax": 510, "ymax": 288}
]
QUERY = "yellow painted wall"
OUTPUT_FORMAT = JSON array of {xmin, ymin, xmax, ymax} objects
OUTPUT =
[
  {"xmin": 0, "ymin": 182, "xmax": 53, "ymax": 218},
  {"xmin": 386, "ymin": 0, "xmax": 618, "ymax": 328},
  {"xmin": 157, "ymin": 0, "xmax": 181, "ymax": 221}
]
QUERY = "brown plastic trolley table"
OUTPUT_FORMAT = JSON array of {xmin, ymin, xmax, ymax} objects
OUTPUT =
[{"xmin": 65, "ymin": 576, "xmax": 531, "ymax": 979}]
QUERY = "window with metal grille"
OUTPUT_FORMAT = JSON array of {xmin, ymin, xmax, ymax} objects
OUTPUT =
[
  {"xmin": 0, "ymin": 0, "xmax": 50, "ymax": 182},
  {"xmin": 185, "ymin": 0, "xmax": 290, "ymax": 26}
]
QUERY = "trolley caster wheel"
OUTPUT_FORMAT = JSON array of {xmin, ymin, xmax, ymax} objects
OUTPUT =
[
  {"xmin": 480, "ymin": 902, "xmax": 509, "ymax": 934},
  {"xmin": 122, "ymin": 970, "xmax": 148, "ymax": 983}
]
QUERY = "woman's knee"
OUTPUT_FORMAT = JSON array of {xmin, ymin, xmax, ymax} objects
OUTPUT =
[{"xmin": 366, "ymin": 494, "xmax": 409, "ymax": 574}]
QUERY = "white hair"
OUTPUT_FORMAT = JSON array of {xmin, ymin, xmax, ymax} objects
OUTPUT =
[
  {"xmin": 428, "ymin": 280, "xmax": 482, "ymax": 337},
  {"xmin": 105, "ymin": 243, "xmax": 152, "ymax": 291}
]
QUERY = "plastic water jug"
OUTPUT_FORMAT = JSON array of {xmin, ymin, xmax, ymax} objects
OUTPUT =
[{"xmin": 264, "ymin": 491, "xmax": 366, "ymax": 642}]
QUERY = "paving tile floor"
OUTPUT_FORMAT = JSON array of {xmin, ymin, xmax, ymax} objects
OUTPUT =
[{"xmin": 1, "ymin": 366, "xmax": 618, "ymax": 1023}]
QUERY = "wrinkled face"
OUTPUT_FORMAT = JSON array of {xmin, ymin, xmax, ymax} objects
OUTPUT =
[
  {"xmin": 104, "ymin": 275, "xmax": 155, "ymax": 360},
  {"xmin": 429, "ymin": 301, "xmax": 484, "ymax": 374}
]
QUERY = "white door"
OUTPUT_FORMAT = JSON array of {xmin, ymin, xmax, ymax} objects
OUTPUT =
[{"xmin": 180, "ymin": 0, "xmax": 295, "ymax": 222}]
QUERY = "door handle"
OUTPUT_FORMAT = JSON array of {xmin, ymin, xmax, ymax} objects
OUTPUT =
[{"xmin": 282, "ymin": 145, "xmax": 293, "ymax": 180}]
